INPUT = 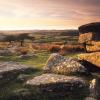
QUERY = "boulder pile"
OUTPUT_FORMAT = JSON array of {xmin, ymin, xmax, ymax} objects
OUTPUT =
[
  {"xmin": 78, "ymin": 22, "xmax": 100, "ymax": 68},
  {"xmin": 26, "ymin": 53, "xmax": 89, "ymax": 96},
  {"xmin": 26, "ymin": 53, "xmax": 100, "ymax": 99},
  {"xmin": 79, "ymin": 22, "xmax": 100, "ymax": 52},
  {"xmin": 78, "ymin": 22, "xmax": 100, "ymax": 99},
  {"xmin": 25, "ymin": 22, "xmax": 100, "ymax": 99}
]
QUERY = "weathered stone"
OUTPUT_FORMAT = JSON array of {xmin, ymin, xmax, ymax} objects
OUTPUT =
[
  {"xmin": 44, "ymin": 53, "xmax": 87, "ymax": 75},
  {"xmin": 78, "ymin": 40, "xmax": 100, "ymax": 52},
  {"xmin": 78, "ymin": 22, "xmax": 100, "ymax": 52},
  {"xmin": 0, "ymin": 62, "xmax": 28, "ymax": 73},
  {"xmin": 0, "ymin": 61, "xmax": 30, "ymax": 79},
  {"xmin": 89, "ymin": 78, "xmax": 100, "ymax": 100},
  {"xmin": 78, "ymin": 52, "xmax": 100, "ymax": 68},
  {"xmin": 86, "ymin": 41, "xmax": 100, "ymax": 52},
  {"xmin": 78, "ymin": 22, "xmax": 100, "ymax": 71},
  {"xmin": 26, "ymin": 73, "xmax": 87, "ymax": 94},
  {"xmin": 78, "ymin": 32, "xmax": 93, "ymax": 43},
  {"xmin": 79, "ymin": 22, "xmax": 100, "ymax": 33}
]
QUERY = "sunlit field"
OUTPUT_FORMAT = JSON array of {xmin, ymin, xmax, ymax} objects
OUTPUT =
[{"xmin": 0, "ymin": 30, "xmax": 100, "ymax": 100}]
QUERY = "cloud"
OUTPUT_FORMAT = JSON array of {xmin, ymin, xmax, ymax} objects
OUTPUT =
[
  {"xmin": 0, "ymin": 0, "xmax": 100, "ymax": 29},
  {"xmin": 0, "ymin": 0, "xmax": 100, "ymax": 19}
]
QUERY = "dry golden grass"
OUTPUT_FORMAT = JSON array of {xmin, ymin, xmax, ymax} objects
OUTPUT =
[
  {"xmin": 60, "ymin": 44, "xmax": 84, "ymax": 55},
  {"xmin": 0, "ymin": 42, "xmax": 10, "ymax": 49},
  {"xmin": 0, "ymin": 42, "xmax": 84, "ymax": 55},
  {"xmin": 31, "ymin": 43, "xmax": 84, "ymax": 55}
]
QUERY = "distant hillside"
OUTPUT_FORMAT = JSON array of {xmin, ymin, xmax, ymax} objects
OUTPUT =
[
  {"xmin": 0, "ymin": 30, "xmax": 78, "ymax": 36},
  {"xmin": 0, "ymin": 30, "xmax": 35, "ymax": 35},
  {"xmin": 32, "ymin": 30, "xmax": 78, "ymax": 36}
]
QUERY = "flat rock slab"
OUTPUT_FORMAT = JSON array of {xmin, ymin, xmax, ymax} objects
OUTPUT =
[
  {"xmin": 0, "ymin": 61, "xmax": 30, "ymax": 80},
  {"xmin": 26, "ymin": 74, "xmax": 88, "ymax": 94},
  {"xmin": 0, "ymin": 61, "xmax": 28, "ymax": 74}
]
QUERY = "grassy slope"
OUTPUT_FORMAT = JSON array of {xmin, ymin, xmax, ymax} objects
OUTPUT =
[
  {"xmin": 0, "ymin": 52, "xmax": 80, "ymax": 100},
  {"xmin": 1, "ymin": 52, "xmax": 99, "ymax": 100}
]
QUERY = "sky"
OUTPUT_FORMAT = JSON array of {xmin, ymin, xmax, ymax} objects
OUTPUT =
[{"xmin": 0, "ymin": 0, "xmax": 100, "ymax": 30}]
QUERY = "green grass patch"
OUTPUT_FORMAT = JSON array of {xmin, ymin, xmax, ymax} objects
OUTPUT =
[
  {"xmin": 0, "ymin": 51, "xmax": 50, "ymax": 69},
  {"xmin": 0, "ymin": 51, "xmax": 89, "ymax": 100}
]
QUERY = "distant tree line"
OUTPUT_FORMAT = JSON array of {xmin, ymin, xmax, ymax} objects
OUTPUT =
[{"xmin": 0, "ymin": 33, "xmax": 35, "ymax": 46}]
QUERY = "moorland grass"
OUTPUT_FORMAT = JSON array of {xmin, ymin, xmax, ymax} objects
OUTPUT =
[{"xmin": 0, "ymin": 51, "xmax": 90, "ymax": 100}]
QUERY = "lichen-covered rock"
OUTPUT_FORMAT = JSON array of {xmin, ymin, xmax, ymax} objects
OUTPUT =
[
  {"xmin": 44, "ymin": 53, "xmax": 65, "ymax": 70},
  {"xmin": 78, "ymin": 32, "xmax": 93, "ymax": 43},
  {"xmin": 44, "ymin": 53, "xmax": 87, "ymax": 75},
  {"xmin": 0, "ymin": 61, "xmax": 28, "ymax": 74},
  {"xmin": 0, "ymin": 61, "xmax": 30, "ymax": 79},
  {"xmin": 26, "ymin": 74, "xmax": 87, "ymax": 94},
  {"xmin": 79, "ymin": 34, "xmax": 100, "ymax": 52},
  {"xmin": 78, "ymin": 52, "xmax": 100, "ymax": 68}
]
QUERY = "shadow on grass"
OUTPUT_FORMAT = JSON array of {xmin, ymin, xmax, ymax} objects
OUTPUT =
[
  {"xmin": 2, "ymin": 85, "xmax": 89, "ymax": 100},
  {"xmin": 0, "ymin": 67, "xmax": 44, "ymax": 99}
]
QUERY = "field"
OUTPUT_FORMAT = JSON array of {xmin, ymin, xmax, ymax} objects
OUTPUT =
[
  {"xmin": 0, "ymin": 30, "xmax": 98, "ymax": 100},
  {"xmin": 0, "ymin": 49, "xmax": 83, "ymax": 100},
  {"xmin": 0, "ymin": 51, "xmax": 87, "ymax": 100}
]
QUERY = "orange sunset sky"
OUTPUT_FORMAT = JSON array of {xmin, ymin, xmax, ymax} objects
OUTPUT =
[{"xmin": 0, "ymin": 0, "xmax": 100, "ymax": 30}]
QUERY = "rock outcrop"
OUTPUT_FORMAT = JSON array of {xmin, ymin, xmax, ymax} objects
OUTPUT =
[
  {"xmin": 79, "ymin": 22, "xmax": 100, "ymax": 33},
  {"xmin": 78, "ymin": 22, "xmax": 100, "ymax": 52},
  {"xmin": 78, "ymin": 22, "xmax": 100, "ymax": 68},
  {"xmin": 26, "ymin": 73, "xmax": 87, "ymax": 94},
  {"xmin": 25, "ymin": 22, "xmax": 100, "ymax": 98},
  {"xmin": 78, "ymin": 52, "xmax": 100, "ymax": 69},
  {"xmin": 44, "ymin": 53, "xmax": 87, "ymax": 75},
  {"xmin": 79, "ymin": 32, "xmax": 93, "ymax": 44}
]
